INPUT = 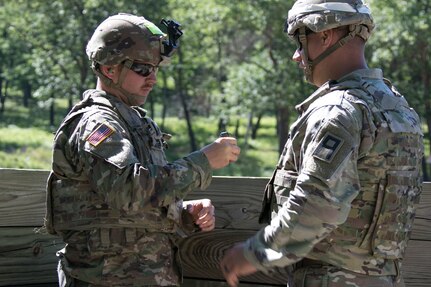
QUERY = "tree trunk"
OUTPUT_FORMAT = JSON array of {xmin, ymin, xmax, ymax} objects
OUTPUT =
[
  {"xmin": 244, "ymin": 112, "xmax": 253, "ymax": 148},
  {"xmin": 1, "ymin": 80, "xmax": 8, "ymax": 114},
  {"xmin": 276, "ymin": 106, "xmax": 290, "ymax": 155},
  {"xmin": 234, "ymin": 118, "xmax": 240, "ymax": 138},
  {"xmin": 148, "ymin": 94, "xmax": 155, "ymax": 119},
  {"xmin": 216, "ymin": 30, "xmax": 226, "ymax": 129},
  {"xmin": 0, "ymin": 77, "xmax": 3, "ymax": 114},
  {"xmin": 22, "ymin": 81, "xmax": 31, "ymax": 108},
  {"xmin": 161, "ymin": 71, "xmax": 168, "ymax": 130},
  {"xmin": 217, "ymin": 117, "xmax": 227, "ymax": 135},
  {"xmin": 251, "ymin": 112, "xmax": 263, "ymax": 139},
  {"xmin": 68, "ymin": 95, "xmax": 73, "ymax": 112},
  {"xmin": 177, "ymin": 48, "xmax": 197, "ymax": 152}
]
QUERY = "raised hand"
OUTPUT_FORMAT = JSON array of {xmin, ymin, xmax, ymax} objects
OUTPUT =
[{"xmin": 201, "ymin": 137, "xmax": 240, "ymax": 169}]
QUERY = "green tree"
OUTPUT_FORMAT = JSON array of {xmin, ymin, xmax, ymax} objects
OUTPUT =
[
  {"xmin": 0, "ymin": 1, "xmax": 37, "ymax": 115},
  {"xmin": 1, "ymin": 0, "xmax": 170, "ymax": 126},
  {"xmin": 216, "ymin": 0, "xmax": 312, "ymax": 153},
  {"xmin": 2, "ymin": 0, "xmax": 429, "ymax": 168}
]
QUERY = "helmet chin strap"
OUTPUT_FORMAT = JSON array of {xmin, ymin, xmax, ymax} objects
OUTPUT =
[
  {"xmin": 93, "ymin": 61, "xmax": 146, "ymax": 106},
  {"xmin": 298, "ymin": 24, "xmax": 365, "ymax": 84},
  {"xmin": 298, "ymin": 27, "xmax": 313, "ymax": 83}
]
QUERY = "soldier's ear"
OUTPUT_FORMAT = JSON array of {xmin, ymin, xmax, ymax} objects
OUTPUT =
[
  {"xmin": 101, "ymin": 65, "xmax": 115, "ymax": 79},
  {"xmin": 320, "ymin": 29, "xmax": 338, "ymax": 48}
]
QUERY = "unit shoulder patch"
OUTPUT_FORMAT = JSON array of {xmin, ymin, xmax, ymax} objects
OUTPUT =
[
  {"xmin": 86, "ymin": 122, "xmax": 115, "ymax": 146},
  {"xmin": 313, "ymin": 132, "xmax": 344, "ymax": 163}
]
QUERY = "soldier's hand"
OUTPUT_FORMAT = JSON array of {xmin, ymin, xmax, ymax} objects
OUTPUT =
[
  {"xmin": 220, "ymin": 242, "xmax": 258, "ymax": 287},
  {"xmin": 201, "ymin": 137, "xmax": 240, "ymax": 169},
  {"xmin": 184, "ymin": 199, "xmax": 215, "ymax": 232}
]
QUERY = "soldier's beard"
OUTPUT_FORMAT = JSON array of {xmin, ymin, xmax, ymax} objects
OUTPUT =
[
  {"xmin": 112, "ymin": 87, "xmax": 146, "ymax": 106},
  {"xmin": 115, "ymin": 78, "xmax": 150, "ymax": 107},
  {"xmin": 126, "ymin": 92, "xmax": 148, "ymax": 106}
]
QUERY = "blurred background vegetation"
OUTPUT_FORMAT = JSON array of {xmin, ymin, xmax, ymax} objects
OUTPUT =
[{"xmin": 0, "ymin": 0, "xmax": 430, "ymax": 178}]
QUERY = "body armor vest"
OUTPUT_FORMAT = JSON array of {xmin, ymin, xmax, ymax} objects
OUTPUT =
[
  {"xmin": 260, "ymin": 78, "xmax": 423, "ymax": 269},
  {"xmin": 45, "ymin": 90, "xmax": 182, "ymax": 236}
]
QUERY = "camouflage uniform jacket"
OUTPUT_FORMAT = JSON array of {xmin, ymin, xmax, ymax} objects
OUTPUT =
[
  {"xmin": 245, "ymin": 69, "xmax": 423, "ymax": 279},
  {"xmin": 45, "ymin": 89, "xmax": 212, "ymax": 286}
]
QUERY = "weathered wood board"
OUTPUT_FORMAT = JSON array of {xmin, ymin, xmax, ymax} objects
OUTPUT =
[{"xmin": 0, "ymin": 169, "xmax": 430, "ymax": 286}]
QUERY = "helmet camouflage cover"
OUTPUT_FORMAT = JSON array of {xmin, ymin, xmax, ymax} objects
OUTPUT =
[
  {"xmin": 286, "ymin": 0, "xmax": 374, "ymax": 41},
  {"xmin": 86, "ymin": 13, "xmax": 167, "ymax": 67}
]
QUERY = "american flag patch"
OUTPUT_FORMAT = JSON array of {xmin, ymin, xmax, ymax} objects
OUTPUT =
[{"xmin": 86, "ymin": 123, "xmax": 114, "ymax": 146}]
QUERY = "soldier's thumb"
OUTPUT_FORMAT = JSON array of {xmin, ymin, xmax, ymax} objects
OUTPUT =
[{"xmin": 187, "ymin": 204, "xmax": 194, "ymax": 214}]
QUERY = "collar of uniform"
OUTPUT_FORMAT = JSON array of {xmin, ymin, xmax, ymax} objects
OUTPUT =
[
  {"xmin": 295, "ymin": 81, "xmax": 333, "ymax": 114},
  {"xmin": 132, "ymin": 106, "xmax": 148, "ymax": 118},
  {"xmin": 83, "ymin": 89, "xmax": 134, "ymax": 114},
  {"xmin": 337, "ymin": 68, "xmax": 383, "ymax": 83},
  {"xmin": 81, "ymin": 89, "xmax": 113, "ymax": 107},
  {"xmin": 295, "ymin": 68, "xmax": 383, "ymax": 113}
]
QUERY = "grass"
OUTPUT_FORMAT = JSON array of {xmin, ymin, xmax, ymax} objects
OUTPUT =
[
  {"xmin": 0, "ymin": 126, "xmax": 54, "ymax": 169},
  {"xmin": 0, "ymin": 97, "xmax": 279, "ymax": 176}
]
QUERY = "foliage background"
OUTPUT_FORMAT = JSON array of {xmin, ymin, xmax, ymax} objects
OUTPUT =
[{"xmin": 0, "ymin": 0, "xmax": 429, "ymax": 178}]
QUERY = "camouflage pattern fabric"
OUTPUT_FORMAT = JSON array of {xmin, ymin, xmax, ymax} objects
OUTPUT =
[
  {"xmin": 293, "ymin": 264, "xmax": 404, "ymax": 287},
  {"xmin": 45, "ymin": 90, "xmax": 212, "ymax": 286},
  {"xmin": 245, "ymin": 69, "xmax": 423, "ymax": 287},
  {"xmin": 286, "ymin": 0, "xmax": 375, "ymax": 41},
  {"xmin": 86, "ymin": 13, "xmax": 167, "ymax": 67}
]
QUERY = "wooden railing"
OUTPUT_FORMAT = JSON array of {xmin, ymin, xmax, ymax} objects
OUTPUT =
[{"xmin": 0, "ymin": 168, "xmax": 430, "ymax": 287}]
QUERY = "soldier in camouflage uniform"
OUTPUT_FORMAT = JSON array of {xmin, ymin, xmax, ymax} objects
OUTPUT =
[
  {"xmin": 44, "ymin": 13, "xmax": 240, "ymax": 286},
  {"xmin": 221, "ymin": 1, "xmax": 423, "ymax": 286}
]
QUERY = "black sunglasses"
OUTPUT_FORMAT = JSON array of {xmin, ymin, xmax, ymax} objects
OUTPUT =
[{"xmin": 129, "ymin": 62, "xmax": 159, "ymax": 77}]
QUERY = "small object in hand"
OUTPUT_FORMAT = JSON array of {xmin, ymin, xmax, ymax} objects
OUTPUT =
[{"xmin": 219, "ymin": 131, "xmax": 231, "ymax": 137}]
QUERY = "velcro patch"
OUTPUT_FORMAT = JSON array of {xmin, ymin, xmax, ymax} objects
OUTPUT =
[
  {"xmin": 313, "ymin": 132, "xmax": 344, "ymax": 163},
  {"xmin": 86, "ymin": 123, "xmax": 114, "ymax": 147}
]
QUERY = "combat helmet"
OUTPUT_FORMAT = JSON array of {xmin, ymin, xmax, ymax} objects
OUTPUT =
[
  {"xmin": 86, "ymin": 13, "xmax": 168, "ymax": 68},
  {"xmin": 86, "ymin": 13, "xmax": 182, "ymax": 105},
  {"xmin": 285, "ymin": 0, "xmax": 374, "ymax": 83}
]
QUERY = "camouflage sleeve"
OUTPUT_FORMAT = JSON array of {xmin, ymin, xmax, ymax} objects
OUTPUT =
[
  {"xmin": 243, "ymin": 100, "xmax": 363, "ymax": 272},
  {"xmin": 71, "ymin": 111, "xmax": 212, "ymax": 210}
]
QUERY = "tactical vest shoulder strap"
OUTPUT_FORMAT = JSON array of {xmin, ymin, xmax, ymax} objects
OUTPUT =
[
  {"xmin": 113, "ymin": 104, "xmax": 152, "ymax": 165},
  {"xmin": 258, "ymin": 168, "xmax": 278, "ymax": 224}
]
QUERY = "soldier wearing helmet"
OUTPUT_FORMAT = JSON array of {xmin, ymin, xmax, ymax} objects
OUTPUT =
[
  {"xmin": 85, "ymin": 13, "xmax": 176, "ymax": 107},
  {"xmin": 286, "ymin": 0, "xmax": 374, "ymax": 84},
  {"xmin": 221, "ymin": 1, "xmax": 423, "ymax": 287},
  {"xmin": 44, "ymin": 13, "xmax": 240, "ymax": 286}
]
